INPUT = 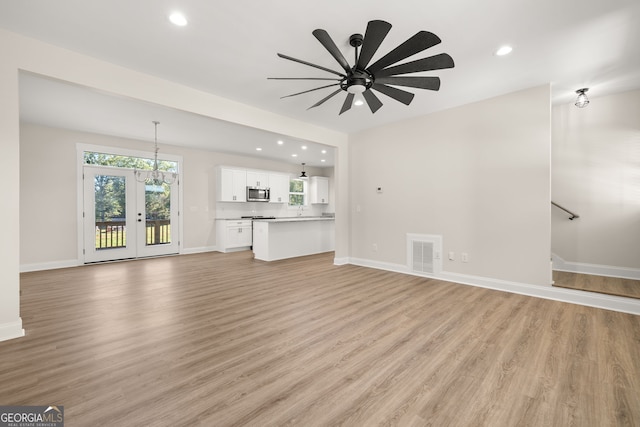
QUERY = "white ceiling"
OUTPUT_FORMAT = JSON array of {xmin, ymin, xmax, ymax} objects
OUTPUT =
[
  {"xmin": 2, "ymin": 0, "xmax": 640, "ymax": 166},
  {"xmin": 18, "ymin": 73, "xmax": 335, "ymax": 167}
]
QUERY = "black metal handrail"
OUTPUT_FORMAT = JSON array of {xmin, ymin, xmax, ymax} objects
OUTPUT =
[{"xmin": 551, "ymin": 201, "xmax": 579, "ymax": 220}]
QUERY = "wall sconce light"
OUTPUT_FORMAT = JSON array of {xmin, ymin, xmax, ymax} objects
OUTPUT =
[{"xmin": 575, "ymin": 88, "xmax": 590, "ymax": 108}]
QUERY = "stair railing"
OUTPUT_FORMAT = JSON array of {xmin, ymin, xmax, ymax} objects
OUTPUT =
[{"xmin": 551, "ymin": 201, "xmax": 579, "ymax": 220}]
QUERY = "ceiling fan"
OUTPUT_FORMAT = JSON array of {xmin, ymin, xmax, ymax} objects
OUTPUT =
[{"xmin": 269, "ymin": 20, "xmax": 455, "ymax": 115}]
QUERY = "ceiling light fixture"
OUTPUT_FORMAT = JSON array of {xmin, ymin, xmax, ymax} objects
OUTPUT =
[
  {"xmin": 574, "ymin": 88, "xmax": 590, "ymax": 108},
  {"xmin": 277, "ymin": 140, "xmax": 284, "ymax": 145},
  {"xmin": 301, "ymin": 145, "xmax": 307, "ymax": 150},
  {"xmin": 169, "ymin": 12, "xmax": 188, "ymax": 26},
  {"xmin": 495, "ymin": 45, "xmax": 513, "ymax": 56},
  {"xmin": 256, "ymin": 147, "xmax": 262, "ymax": 151},
  {"xmin": 300, "ymin": 163, "xmax": 307, "ymax": 179},
  {"xmin": 135, "ymin": 121, "xmax": 177, "ymax": 185}
]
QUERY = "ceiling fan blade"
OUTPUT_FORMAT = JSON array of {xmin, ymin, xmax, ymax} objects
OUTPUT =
[
  {"xmin": 312, "ymin": 29, "xmax": 352, "ymax": 73},
  {"xmin": 362, "ymin": 90, "xmax": 383, "ymax": 113},
  {"xmin": 371, "ymin": 83, "xmax": 415, "ymax": 105},
  {"xmin": 376, "ymin": 53, "xmax": 455, "ymax": 77},
  {"xmin": 356, "ymin": 20, "xmax": 392, "ymax": 70},
  {"xmin": 367, "ymin": 31, "xmax": 441, "ymax": 75},
  {"xmin": 339, "ymin": 93, "xmax": 355, "ymax": 115},
  {"xmin": 375, "ymin": 76, "xmax": 441, "ymax": 91},
  {"xmin": 281, "ymin": 83, "xmax": 340, "ymax": 99},
  {"xmin": 308, "ymin": 88, "xmax": 343, "ymax": 110},
  {"xmin": 268, "ymin": 77, "xmax": 342, "ymax": 81},
  {"xmin": 277, "ymin": 53, "xmax": 345, "ymax": 77}
]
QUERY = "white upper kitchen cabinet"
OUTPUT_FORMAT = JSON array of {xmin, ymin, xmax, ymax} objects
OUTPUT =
[
  {"xmin": 246, "ymin": 171, "xmax": 269, "ymax": 188},
  {"xmin": 309, "ymin": 176, "xmax": 329, "ymax": 204},
  {"xmin": 268, "ymin": 173, "xmax": 289, "ymax": 204},
  {"xmin": 217, "ymin": 167, "xmax": 247, "ymax": 202}
]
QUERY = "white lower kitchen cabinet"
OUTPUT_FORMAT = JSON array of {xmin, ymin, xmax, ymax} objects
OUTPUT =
[{"xmin": 216, "ymin": 219, "xmax": 252, "ymax": 252}]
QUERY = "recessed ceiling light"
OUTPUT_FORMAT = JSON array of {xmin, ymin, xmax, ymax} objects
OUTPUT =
[
  {"xmin": 292, "ymin": 154, "xmax": 298, "ymax": 157},
  {"xmin": 321, "ymin": 150, "xmax": 327, "ymax": 154},
  {"xmin": 354, "ymin": 98, "xmax": 364, "ymax": 107},
  {"xmin": 495, "ymin": 45, "xmax": 513, "ymax": 56},
  {"xmin": 277, "ymin": 140, "xmax": 284, "ymax": 145},
  {"xmin": 169, "ymin": 12, "xmax": 188, "ymax": 26},
  {"xmin": 321, "ymin": 159, "xmax": 326, "ymax": 163},
  {"xmin": 256, "ymin": 147, "xmax": 262, "ymax": 151},
  {"xmin": 301, "ymin": 145, "xmax": 307, "ymax": 150}
]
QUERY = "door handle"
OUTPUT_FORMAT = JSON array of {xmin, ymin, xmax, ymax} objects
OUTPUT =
[{"xmin": 138, "ymin": 219, "xmax": 142, "ymax": 222}]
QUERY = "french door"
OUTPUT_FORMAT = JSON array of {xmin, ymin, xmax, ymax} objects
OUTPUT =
[{"xmin": 83, "ymin": 165, "xmax": 179, "ymax": 263}]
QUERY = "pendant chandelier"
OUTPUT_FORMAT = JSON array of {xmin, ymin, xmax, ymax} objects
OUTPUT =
[
  {"xmin": 135, "ymin": 121, "xmax": 178, "ymax": 185},
  {"xmin": 300, "ymin": 162, "xmax": 308, "ymax": 179}
]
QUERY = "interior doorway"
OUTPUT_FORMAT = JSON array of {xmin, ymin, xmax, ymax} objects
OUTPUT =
[{"xmin": 83, "ymin": 165, "xmax": 179, "ymax": 263}]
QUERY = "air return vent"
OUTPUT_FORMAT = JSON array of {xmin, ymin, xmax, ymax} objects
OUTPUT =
[{"xmin": 407, "ymin": 234, "xmax": 442, "ymax": 276}]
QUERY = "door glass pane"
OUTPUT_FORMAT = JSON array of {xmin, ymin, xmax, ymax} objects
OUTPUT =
[
  {"xmin": 145, "ymin": 181, "xmax": 171, "ymax": 246},
  {"xmin": 94, "ymin": 175, "xmax": 127, "ymax": 250}
]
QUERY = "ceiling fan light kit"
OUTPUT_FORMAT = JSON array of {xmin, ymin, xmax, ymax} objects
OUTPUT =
[{"xmin": 269, "ymin": 19, "xmax": 455, "ymax": 115}]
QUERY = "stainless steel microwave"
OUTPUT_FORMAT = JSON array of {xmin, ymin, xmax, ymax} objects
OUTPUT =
[{"xmin": 246, "ymin": 186, "xmax": 270, "ymax": 202}]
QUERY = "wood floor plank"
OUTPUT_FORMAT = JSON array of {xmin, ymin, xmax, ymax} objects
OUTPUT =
[
  {"xmin": 553, "ymin": 270, "xmax": 640, "ymax": 299},
  {"xmin": 1, "ymin": 251, "xmax": 639, "ymax": 426}
]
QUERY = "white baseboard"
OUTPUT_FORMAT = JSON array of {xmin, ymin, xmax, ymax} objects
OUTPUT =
[
  {"xmin": 349, "ymin": 257, "xmax": 412, "ymax": 275},
  {"xmin": 20, "ymin": 248, "xmax": 221, "ymax": 272},
  {"xmin": 552, "ymin": 253, "xmax": 640, "ymax": 280},
  {"xmin": 348, "ymin": 257, "xmax": 640, "ymax": 316},
  {"xmin": 181, "ymin": 246, "xmax": 218, "ymax": 255},
  {"xmin": 333, "ymin": 257, "xmax": 350, "ymax": 266},
  {"xmin": 20, "ymin": 259, "xmax": 80, "ymax": 273},
  {"xmin": 0, "ymin": 319, "xmax": 25, "ymax": 342}
]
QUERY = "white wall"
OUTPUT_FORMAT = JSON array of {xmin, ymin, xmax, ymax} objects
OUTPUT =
[
  {"xmin": 552, "ymin": 89, "xmax": 640, "ymax": 271},
  {"xmin": 349, "ymin": 85, "xmax": 552, "ymax": 287},
  {"xmin": 20, "ymin": 123, "xmax": 332, "ymax": 267}
]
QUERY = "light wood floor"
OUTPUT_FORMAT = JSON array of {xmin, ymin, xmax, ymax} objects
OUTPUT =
[
  {"xmin": 2, "ymin": 251, "xmax": 639, "ymax": 426},
  {"xmin": 553, "ymin": 270, "xmax": 640, "ymax": 300}
]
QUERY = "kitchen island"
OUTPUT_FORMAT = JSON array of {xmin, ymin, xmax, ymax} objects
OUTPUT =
[{"xmin": 252, "ymin": 217, "xmax": 335, "ymax": 261}]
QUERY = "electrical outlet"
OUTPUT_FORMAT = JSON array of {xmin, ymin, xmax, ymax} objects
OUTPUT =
[
  {"xmin": 372, "ymin": 243, "xmax": 378, "ymax": 252},
  {"xmin": 448, "ymin": 251, "xmax": 455, "ymax": 261},
  {"xmin": 462, "ymin": 252, "xmax": 469, "ymax": 263}
]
